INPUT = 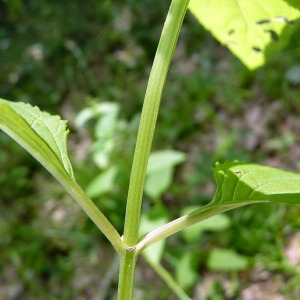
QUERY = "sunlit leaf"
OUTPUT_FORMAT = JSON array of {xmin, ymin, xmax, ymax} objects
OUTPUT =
[{"xmin": 189, "ymin": 0, "xmax": 300, "ymax": 69}]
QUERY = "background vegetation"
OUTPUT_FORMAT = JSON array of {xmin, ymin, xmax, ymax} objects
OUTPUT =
[{"xmin": 1, "ymin": 0, "xmax": 300, "ymax": 299}]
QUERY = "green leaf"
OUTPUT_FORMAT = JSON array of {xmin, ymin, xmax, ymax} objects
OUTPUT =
[
  {"xmin": 145, "ymin": 150, "xmax": 186, "ymax": 199},
  {"xmin": 0, "ymin": 99, "xmax": 74, "ymax": 180},
  {"xmin": 86, "ymin": 167, "xmax": 118, "ymax": 198},
  {"xmin": 0, "ymin": 99, "xmax": 123, "ymax": 252},
  {"xmin": 175, "ymin": 252, "xmax": 199, "ymax": 290},
  {"xmin": 213, "ymin": 161, "xmax": 300, "ymax": 205},
  {"xmin": 207, "ymin": 248, "xmax": 249, "ymax": 271},
  {"xmin": 146, "ymin": 150, "xmax": 186, "ymax": 174},
  {"xmin": 189, "ymin": 0, "xmax": 300, "ymax": 69},
  {"xmin": 137, "ymin": 161, "xmax": 300, "ymax": 255},
  {"xmin": 282, "ymin": 0, "xmax": 300, "ymax": 10},
  {"xmin": 145, "ymin": 168, "xmax": 173, "ymax": 200}
]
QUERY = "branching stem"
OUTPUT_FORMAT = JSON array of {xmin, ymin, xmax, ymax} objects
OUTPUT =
[{"xmin": 118, "ymin": 1, "xmax": 190, "ymax": 299}]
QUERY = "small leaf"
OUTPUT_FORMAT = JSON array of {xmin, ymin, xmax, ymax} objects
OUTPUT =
[
  {"xmin": 285, "ymin": 65, "xmax": 300, "ymax": 85},
  {"xmin": 145, "ymin": 150, "xmax": 186, "ymax": 199},
  {"xmin": 145, "ymin": 168, "xmax": 173, "ymax": 200},
  {"xmin": 175, "ymin": 252, "xmax": 199, "ymax": 290},
  {"xmin": 213, "ymin": 161, "xmax": 300, "ymax": 205},
  {"xmin": 86, "ymin": 167, "xmax": 118, "ymax": 198},
  {"xmin": 0, "ymin": 99, "xmax": 74, "ymax": 180},
  {"xmin": 189, "ymin": 0, "xmax": 300, "ymax": 69},
  {"xmin": 207, "ymin": 248, "xmax": 249, "ymax": 271},
  {"xmin": 146, "ymin": 150, "xmax": 186, "ymax": 174}
]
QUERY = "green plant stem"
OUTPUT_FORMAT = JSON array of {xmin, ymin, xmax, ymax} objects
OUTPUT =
[
  {"xmin": 136, "ymin": 200, "xmax": 266, "ymax": 254},
  {"xmin": 123, "ymin": 0, "xmax": 190, "ymax": 247},
  {"xmin": 0, "ymin": 103, "xmax": 123, "ymax": 254},
  {"xmin": 62, "ymin": 177, "xmax": 123, "ymax": 254},
  {"xmin": 117, "ymin": 248, "xmax": 138, "ymax": 300},
  {"xmin": 118, "ymin": 1, "xmax": 190, "ymax": 298}
]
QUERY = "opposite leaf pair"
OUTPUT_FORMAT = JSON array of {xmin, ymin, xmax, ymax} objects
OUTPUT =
[{"xmin": 1, "ymin": 98, "xmax": 300, "ymax": 251}]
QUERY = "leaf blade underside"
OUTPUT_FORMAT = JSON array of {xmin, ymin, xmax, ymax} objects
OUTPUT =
[{"xmin": 0, "ymin": 99, "xmax": 74, "ymax": 181}]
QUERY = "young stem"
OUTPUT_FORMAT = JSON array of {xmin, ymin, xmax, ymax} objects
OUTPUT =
[
  {"xmin": 117, "ymin": 248, "xmax": 138, "ymax": 300},
  {"xmin": 0, "ymin": 103, "xmax": 123, "ymax": 253},
  {"xmin": 62, "ymin": 177, "xmax": 123, "ymax": 254},
  {"xmin": 123, "ymin": 0, "xmax": 190, "ymax": 247},
  {"xmin": 118, "ymin": 1, "xmax": 190, "ymax": 298},
  {"xmin": 136, "ymin": 200, "xmax": 267, "ymax": 254}
]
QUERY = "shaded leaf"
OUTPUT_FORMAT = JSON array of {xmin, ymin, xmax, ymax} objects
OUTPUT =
[
  {"xmin": 207, "ymin": 248, "xmax": 249, "ymax": 271},
  {"xmin": 285, "ymin": 65, "xmax": 300, "ymax": 85},
  {"xmin": 86, "ymin": 167, "xmax": 118, "ymax": 198},
  {"xmin": 175, "ymin": 252, "xmax": 199, "ymax": 290},
  {"xmin": 282, "ymin": 0, "xmax": 300, "ymax": 10},
  {"xmin": 145, "ymin": 150, "xmax": 186, "ymax": 199},
  {"xmin": 145, "ymin": 168, "xmax": 173, "ymax": 200}
]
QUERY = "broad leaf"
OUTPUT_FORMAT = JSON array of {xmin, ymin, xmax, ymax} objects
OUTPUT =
[
  {"xmin": 213, "ymin": 161, "xmax": 300, "ymax": 205},
  {"xmin": 189, "ymin": 0, "xmax": 300, "ymax": 69},
  {"xmin": 0, "ymin": 100, "xmax": 123, "ymax": 251},
  {"xmin": 0, "ymin": 99, "xmax": 74, "ymax": 180},
  {"xmin": 137, "ymin": 160, "xmax": 300, "ymax": 257}
]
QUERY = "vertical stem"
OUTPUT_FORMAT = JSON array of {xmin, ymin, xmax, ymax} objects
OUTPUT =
[
  {"xmin": 118, "ymin": 1, "xmax": 190, "ymax": 298},
  {"xmin": 117, "ymin": 248, "xmax": 138, "ymax": 300},
  {"xmin": 123, "ymin": 0, "xmax": 190, "ymax": 247}
]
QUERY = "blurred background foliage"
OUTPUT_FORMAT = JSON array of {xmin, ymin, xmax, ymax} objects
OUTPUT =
[{"xmin": 1, "ymin": 0, "xmax": 300, "ymax": 299}]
